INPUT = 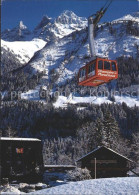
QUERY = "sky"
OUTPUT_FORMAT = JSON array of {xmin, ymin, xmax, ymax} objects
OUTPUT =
[{"xmin": 1, "ymin": 0, "xmax": 139, "ymax": 31}]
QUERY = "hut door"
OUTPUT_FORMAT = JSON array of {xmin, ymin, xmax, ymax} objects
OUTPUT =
[{"xmin": 13, "ymin": 148, "xmax": 25, "ymax": 175}]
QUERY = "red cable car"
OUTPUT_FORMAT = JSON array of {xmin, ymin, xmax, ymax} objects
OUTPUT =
[
  {"xmin": 78, "ymin": 57, "xmax": 118, "ymax": 87},
  {"xmin": 78, "ymin": 0, "xmax": 118, "ymax": 87}
]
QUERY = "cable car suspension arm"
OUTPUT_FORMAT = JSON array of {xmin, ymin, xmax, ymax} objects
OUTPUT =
[{"xmin": 88, "ymin": 0, "xmax": 112, "ymax": 57}]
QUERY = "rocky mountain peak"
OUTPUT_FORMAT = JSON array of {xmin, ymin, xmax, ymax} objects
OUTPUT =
[
  {"xmin": 18, "ymin": 21, "xmax": 27, "ymax": 30},
  {"xmin": 55, "ymin": 10, "xmax": 87, "ymax": 25},
  {"xmin": 34, "ymin": 15, "xmax": 51, "ymax": 30},
  {"xmin": 1, "ymin": 21, "xmax": 31, "ymax": 41}
]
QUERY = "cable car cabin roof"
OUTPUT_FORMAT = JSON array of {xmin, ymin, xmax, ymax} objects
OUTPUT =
[
  {"xmin": 78, "ymin": 57, "xmax": 118, "ymax": 87},
  {"xmin": 79, "ymin": 57, "xmax": 117, "ymax": 69},
  {"xmin": 0, "ymin": 137, "xmax": 41, "ymax": 142},
  {"xmin": 76, "ymin": 146, "xmax": 133, "ymax": 163}
]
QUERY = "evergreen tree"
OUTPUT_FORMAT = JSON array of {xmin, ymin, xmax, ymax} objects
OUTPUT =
[
  {"xmin": 132, "ymin": 132, "xmax": 139, "ymax": 170},
  {"xmin": 3, "ymin": 126, "xmax": 17, "ymax": 137},
  {"xmin": 102, "ymin": 111, "xmax": 121, "ymax": 149},
  {"xmin": 89, "ymin": 119, "xmax": 104, "ymax": 148}
]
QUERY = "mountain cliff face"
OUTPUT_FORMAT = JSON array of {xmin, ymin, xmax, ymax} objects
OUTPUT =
[{"xmin": 1, "ymin": 11, "xmax": 139, "ymax": 105}]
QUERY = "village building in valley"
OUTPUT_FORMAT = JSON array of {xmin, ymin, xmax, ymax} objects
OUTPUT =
[
  {"xmin": 0, "ymin": 137, "xmax": 43, "ymax": 184},
  {"xmin": 76, "ymin": 146, "xmax": 133, "ymax": 179}
]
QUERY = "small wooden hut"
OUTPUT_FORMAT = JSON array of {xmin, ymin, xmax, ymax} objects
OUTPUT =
[
  {"xmin": 76, "ymin": 146, "xmax": 133, "ymax": 178},
  {"xmin": 0, "ymin": 137, "xmax": 43, "ymax": 183}
]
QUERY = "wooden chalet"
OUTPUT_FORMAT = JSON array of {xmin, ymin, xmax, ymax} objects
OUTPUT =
[
  {"xmin": 0, "ymin": 137, "xmax": 43, "ymax": 183},
  {"xmin": 76, "ymin": 146, "xmax": 133, "ymax": 179}
]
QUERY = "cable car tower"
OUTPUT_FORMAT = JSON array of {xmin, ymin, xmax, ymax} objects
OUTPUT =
[{"xmin": 78, "ymin": 0, "xmax": 118, "ymax": 87}]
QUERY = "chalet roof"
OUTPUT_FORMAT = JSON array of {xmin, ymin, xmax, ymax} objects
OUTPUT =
[
  {"xmin": 0, "ymin": 137, "xmax": 41, "ymax": 142},
  {"xmin": 76, "ymin": 146, "xmax": 133, "ymax": 162}
]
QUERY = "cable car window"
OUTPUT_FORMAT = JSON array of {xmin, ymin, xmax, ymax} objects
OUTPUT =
[
  {"xmin": 79, "ymin": 70, "xmax": 81, "ymax": 78},
  {"xmin": 88, "ymin": 63, "xmax": 95, "ymax": 77},
  {"xmin": 89, "ymin": 65, "xmax": 91, "ymax": 73},
  {"xmin": 104, "ymin": 61, "xmax": 110, "ymax": 70},
  {"xmin": 79, "ymin": 70, "xmax": 82, "ymax": 78},
  {"xmin": 98, "ymin": 61, "xmax": 103, "ymax": 69},
  {"xmin": 112, "ymin": 62, "xmax": 117, "ymax": 71},
  {"xmin": 89, "ymin": 63, "xmax": 95, "ymax": 73},
  {"xmin": 79, "ymin": 68, "xmax": 86, "ymax": 82},
  {"xmin": 79, "ymin": 69, "xmax": 86, "ymax": 78}
]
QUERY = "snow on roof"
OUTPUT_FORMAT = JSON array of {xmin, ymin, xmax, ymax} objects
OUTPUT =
[
  {"xmin": 76, "ymin": 146, "xmax": 133, "ymax": 162},
  {"xmin": 0, "ymin": 137, "xmax": 41, "ymax": 142}
]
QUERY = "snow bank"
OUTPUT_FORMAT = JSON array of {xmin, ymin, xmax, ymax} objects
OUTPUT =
[
  {"xmin": 29, "ymin": 177, "xmax": 139, "ymax": 195},
  {"xmin": 0, "ymin": 185, "xmax": 21, "ymax": 194}
]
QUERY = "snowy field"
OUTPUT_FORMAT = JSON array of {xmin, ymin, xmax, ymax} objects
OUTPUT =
[
  {"xmin": 29, "ymin": 177, "xmax": 139, "ymax": 195},
  {"xmin": 20, "ymin": 88, "xmax": 139, "ymax": 108},
  {"xmin": 53, "ymin": 95, "xmax": 139, "ymax": 108}
]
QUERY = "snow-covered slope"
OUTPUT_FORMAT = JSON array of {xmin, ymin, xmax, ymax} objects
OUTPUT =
[
  {"xmin": 30, "ymin": 28, "xmax": 88, "ymax": 83},
  {"xmin": 29, "ymin": 177, "xmax": 139, "ymax": 195},
  {"xmin": 1, "ymin": 39, "xmax": 46, "ymax": 64}
]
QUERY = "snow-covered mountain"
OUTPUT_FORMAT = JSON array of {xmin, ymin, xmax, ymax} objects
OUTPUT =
[
  {"xmin": 34, "ymin": 11, "xmax": 87, "ymax": 41},
  {"xmin": 1, "ymin": 11, "xmax": 139, "ymax": 106},
  {"xmin": 1, "ymin": 39, "xmax": 46, "ymax": 65},
  {"xmin": 113, "ymin": 12, "xmax": 139, "ymax": 23},
  {"xmin": 2, "ymin": 11, "xmax": 139, "ymax": 71},
  {"xmin": 1, "ymin": 10, "xmax": 87, "ymax": 70},
  {"xmin": 2, "ymin": 10, "xmax": 87, "ymax": 42}
]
